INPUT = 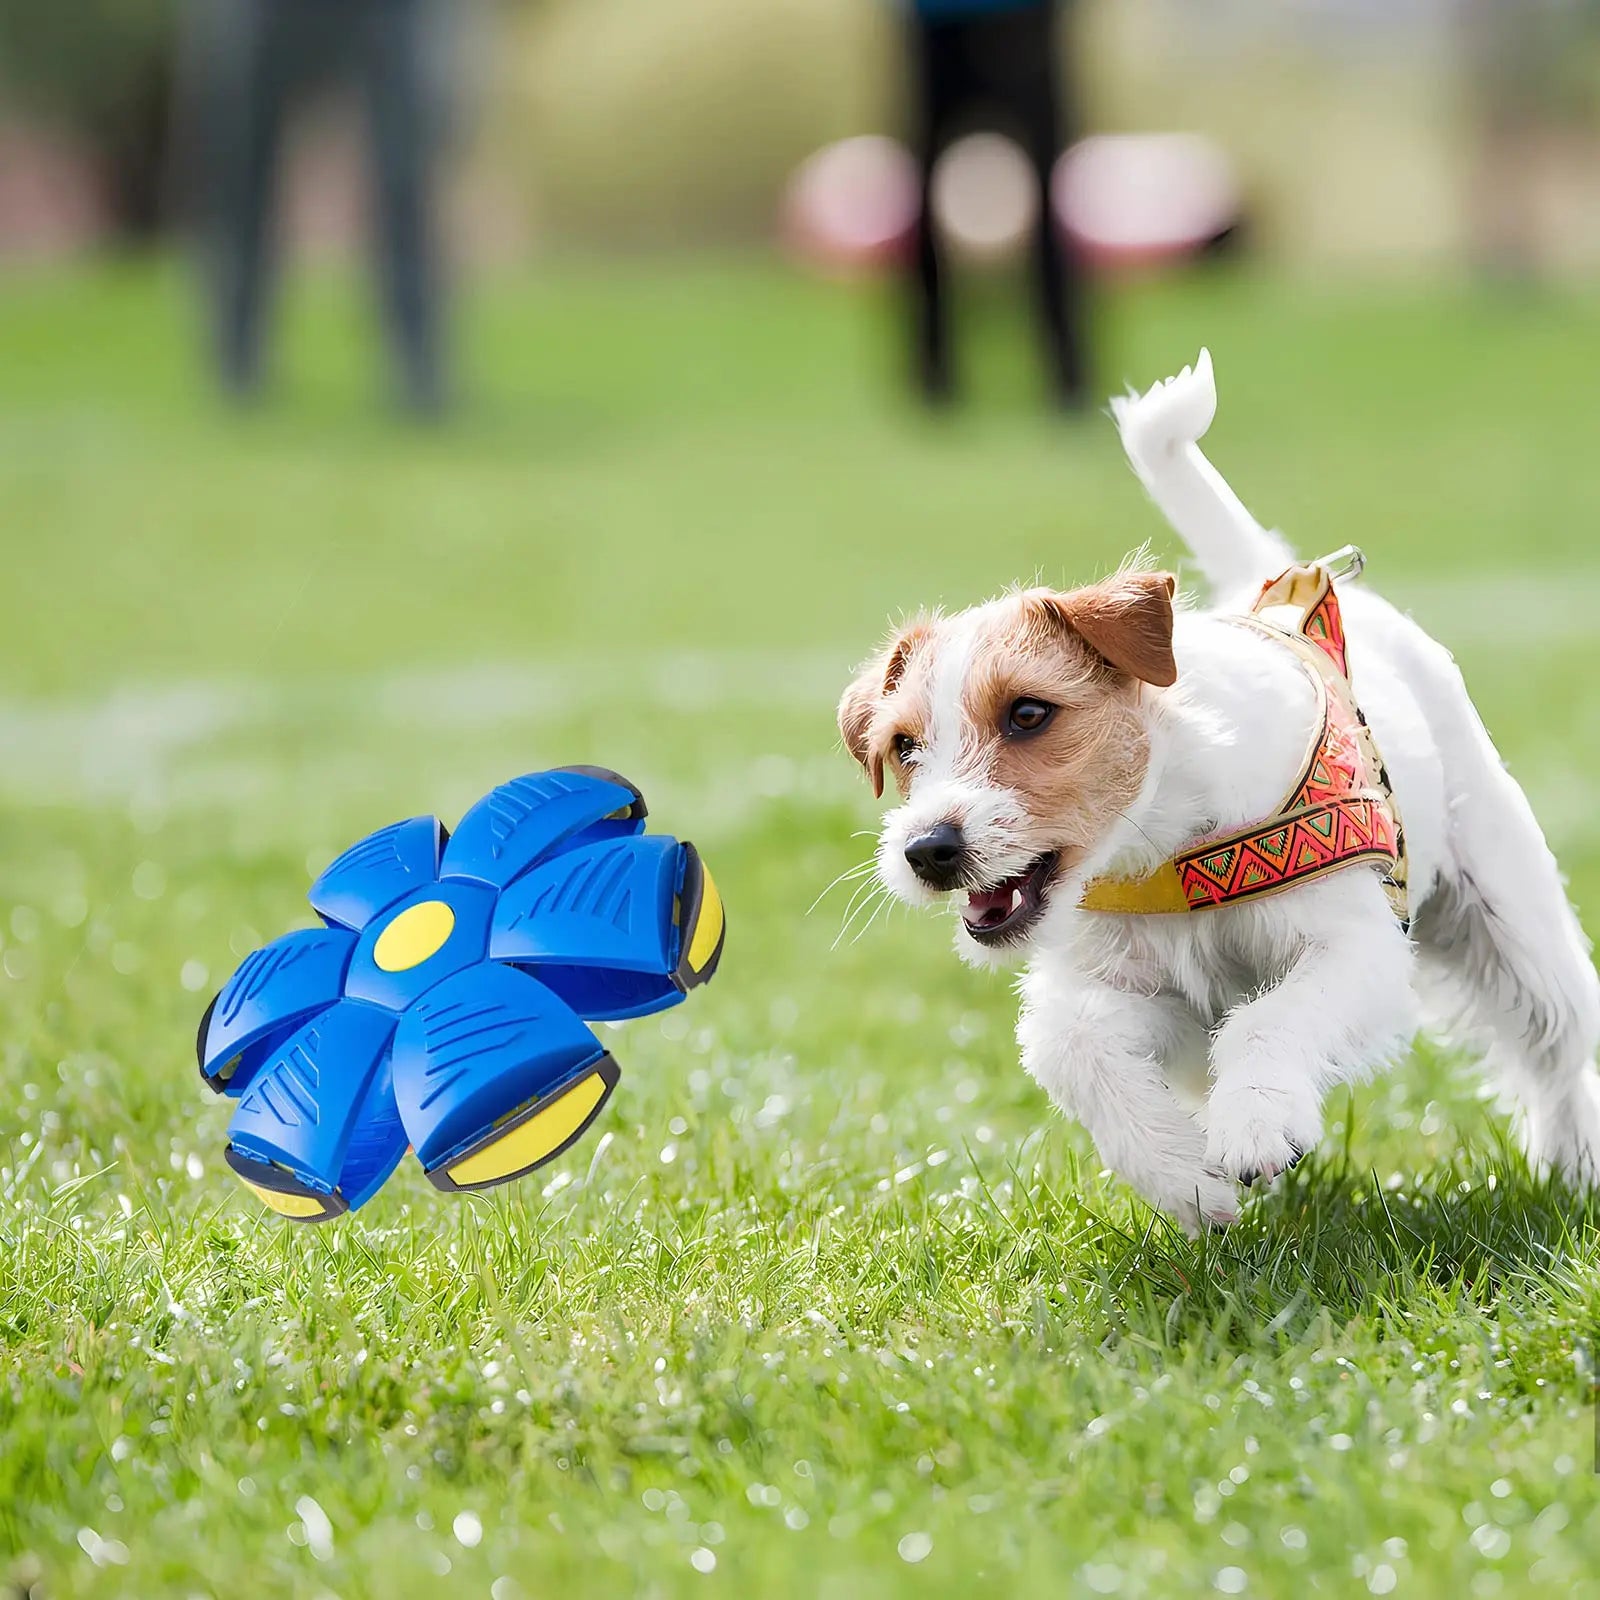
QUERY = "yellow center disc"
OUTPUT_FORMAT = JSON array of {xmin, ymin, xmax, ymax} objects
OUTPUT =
[{"xmin": 373, "ymin": 900, "xmax": 455, "ymax": 972}]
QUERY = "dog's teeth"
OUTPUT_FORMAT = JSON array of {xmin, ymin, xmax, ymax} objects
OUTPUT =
[{"xmin": 1009, "ymin": 888, "xmax": 1022, "ymax": 913}]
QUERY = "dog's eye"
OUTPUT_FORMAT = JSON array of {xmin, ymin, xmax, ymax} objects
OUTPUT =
[
  {"xmin": 1005, "ymin": 697, "xmax": 1055, "ymax": 736},
  {"xmin": 892, "ymin": 732, "xmax": 918, "ymax": 762}
]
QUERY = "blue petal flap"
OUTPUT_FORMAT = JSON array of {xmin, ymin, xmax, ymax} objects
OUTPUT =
[
  {"xmin": 488, "ymin": 834, "xmax": 680, "ymax": 973},
  {"xmin": 438, "ymin": 768, "xmax": 644, "ymax": 892},
  {"xmin": 227, "ymin": 1001, "xmax": 399, "ymax": 1197},
  {"xmin": 308, "ymin": 816, "xmax": 445, "ymax": 931},
  {"xmin": 199, "ymin": 926, "xmax": 357, "ymax": 1093},
  {"xmin": 389, "ymin": 963, "xmax": 605, "ymax": 1171}
]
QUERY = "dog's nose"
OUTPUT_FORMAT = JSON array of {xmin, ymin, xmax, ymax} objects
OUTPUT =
[{"xmin": 904, "ymin": 822, "xmax": 968, "ymax": 888}]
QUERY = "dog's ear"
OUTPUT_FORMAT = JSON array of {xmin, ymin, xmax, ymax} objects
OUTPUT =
[
  {"xmin": 838, "ymin": 621, "xmax": 928, "ymax": 797},
  {"xmin": 837, "ymin": 668, "xmax": 884, "ymax": 796},
  {"xmin": 1026, "ymin": 573, "xmax": 1178, "ymax": 688}
]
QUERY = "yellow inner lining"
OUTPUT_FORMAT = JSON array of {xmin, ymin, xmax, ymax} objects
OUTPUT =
[
  {"xmin": 685, "ymin": 869, "xmax": 723, "ymax": 972},
  {"xmin": 447, "ymin": 1070, "xmax": 609, "ymax": 1187},
  {"xmin": 244, "ymin": 1179, "xmax": 326, "ymax": 1218}
]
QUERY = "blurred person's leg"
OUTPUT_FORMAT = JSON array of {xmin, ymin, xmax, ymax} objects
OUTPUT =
[
  {"xmin": 205, "ymin": 0, "xmax": 296, "ymax": 399},
  {"xmin": 988, "ymin": 2, "xmax": 1088, "ymax": 407},
  {"xmin": 358, "ymin": 0, "xmax": 445, "ymax": 415},
  {"xmin": 907, "ymin": 17, "xmax": 973, "ymax": 403}
]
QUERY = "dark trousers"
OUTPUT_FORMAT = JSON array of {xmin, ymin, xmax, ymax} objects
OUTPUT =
[
  {"xmin": 195, "ymin": 0, "xmax": 444, "ymax": 411},
  {"xmin": 907, "ymin": 4, "xmax": 1088, "ymax": 405}
]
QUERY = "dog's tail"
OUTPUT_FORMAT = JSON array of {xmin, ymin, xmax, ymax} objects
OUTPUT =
[{"xmin": 1110, "ymin": 350, "xmax": 1292, "ymax": 596}]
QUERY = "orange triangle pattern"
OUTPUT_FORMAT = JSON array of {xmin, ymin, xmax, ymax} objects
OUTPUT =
[
  {"xmin": 1176, "ymin": 797, "xmax": 1398, "ymax": 909},
  {"xmin": 1302, "ymin": 588, "xmax": 1348, "ymax": 677}
]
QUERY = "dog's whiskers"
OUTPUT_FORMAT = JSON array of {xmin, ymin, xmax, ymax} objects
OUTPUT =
[
  {"xmin": 833, "ymin": 881, "xmax": 893, "ymax": 951},
  {"xmin": 1110, "ymin": 807, "xmax": 1161, "ymax": 855},
  {"xmin": 806, "ymin": 858, "xmax": 877, "ymax": 917},
  {"xmin": 831, "ymin": 875, "xmax": 883, "ymax": 941},
  {"xmin": 847, "ymin": 887, "xmax": 901, "ymax": 946}
]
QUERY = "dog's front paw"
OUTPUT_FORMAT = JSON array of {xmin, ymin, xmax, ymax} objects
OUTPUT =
[
  {"xmin": 1141, "ymin": 1162, "xmax": 1240, "ymax": 1236},
  {"xmin": 1205, "ymin": 1085, "xmax": 1321, "ymax": 1190}
]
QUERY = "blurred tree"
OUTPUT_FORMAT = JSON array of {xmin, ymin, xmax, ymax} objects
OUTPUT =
[{"xmin": 0, "ymin": 0, "xmax": 179, "ymax": 240}]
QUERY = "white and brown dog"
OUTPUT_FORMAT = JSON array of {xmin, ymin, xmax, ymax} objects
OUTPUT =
[{"xmin": 838, "ymin": 351, "xmax": 1600, "ymax": 1229}]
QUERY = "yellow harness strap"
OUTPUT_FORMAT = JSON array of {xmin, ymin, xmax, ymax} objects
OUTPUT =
[{"xmin": 1078, "ymin": 549, "xmax": 1409, "ymax": 925}]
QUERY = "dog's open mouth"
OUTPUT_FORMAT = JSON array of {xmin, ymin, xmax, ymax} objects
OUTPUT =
[{"xmin": 962, "ymin": 852, "xmax": 1059, "ymax": 944}]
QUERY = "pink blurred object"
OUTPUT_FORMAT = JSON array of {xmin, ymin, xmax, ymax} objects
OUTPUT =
[
  {"xmin": 0, "ymin": 123, "xmax": 109, "ymax": 260},
  {"xmin": 781, "ymin": 136, "xmax": 919, "ymax": 276},
  {"xmin": 931, "ymin": 133, "xmax": 1036, "ymax": 267},
  {"xmin": 1053, "ymin": 134, "xmax": 1243, "ymax": 272}
]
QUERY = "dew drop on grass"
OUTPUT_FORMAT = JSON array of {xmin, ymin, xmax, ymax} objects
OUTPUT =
[
  {"xmin": 1214, "ymin": 1568, "xmax": 1247, "ymax": 1594},
  {"xmin": 690, "ymin": 1549, "xmax": 717, "ymax": 1573},
  {"xmin": 453, "ymin": 1511, "xmax": 482, "ymax": 1549},
  {"xmin": 132, "ymin": 862, "xmax": 166, "ymax": 901},
  {"xmin": 1470, "ymin": 1525, "xmax": 1510, "ymax": 1560},
  {"xmin": 294, "ymin": 1496, "xmax": 333, "ymax": 1562},
  {"xmin": 898, "ymin": 1532, "xmax": 932, "ymax": 1564},
  {"xmin": 54, "ymin": 891, "xmax": 88, "ymax": 928}
]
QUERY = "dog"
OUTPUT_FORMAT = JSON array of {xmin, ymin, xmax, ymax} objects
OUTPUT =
[{"xmin": 838, "ymin": 350, "xmax": 1600, "ymax": 1229}]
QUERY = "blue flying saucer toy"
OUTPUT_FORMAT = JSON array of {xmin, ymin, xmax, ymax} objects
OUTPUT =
[{"xmin": 196, "ymin": 766, "xmax": 724, "ymax": 1222}]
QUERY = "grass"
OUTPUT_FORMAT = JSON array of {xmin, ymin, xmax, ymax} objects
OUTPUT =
[{"xmin": 3, "ymin": 255, "xmax": 1600, "ymax": 1598}]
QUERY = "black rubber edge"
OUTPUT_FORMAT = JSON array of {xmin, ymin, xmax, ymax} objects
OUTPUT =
[
  {"xmin": 551, "ymin": 764, "xmax": 647, "ymax": 822},
  {"xmin": 224, "ymin": 1145, "xmax": 347, "ymax": 1222},
  {"xmin": 195, "ymin": 991, "xmax": 223, "ymax": 1090},
  {"xmin": 424, "ymin": 1053, "xmax": 621, "ymax": 1193}
]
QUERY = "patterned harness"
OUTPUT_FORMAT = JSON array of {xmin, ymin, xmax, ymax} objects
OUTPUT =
[{"xmin": 1078, "ymin": 548, "xmax": 1409, "ymax": 927}]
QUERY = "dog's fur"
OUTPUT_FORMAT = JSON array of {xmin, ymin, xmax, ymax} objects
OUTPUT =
[{"xmin": 839, "ymin": 350, "xmax": 1600, "ymax": 1229}]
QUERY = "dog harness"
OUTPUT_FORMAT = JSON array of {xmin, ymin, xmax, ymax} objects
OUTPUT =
[{"xmin": 1078, "ymin": 547, "xmax": 1409, "ymax": 926}]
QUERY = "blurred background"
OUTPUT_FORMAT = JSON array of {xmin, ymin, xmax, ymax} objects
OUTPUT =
[
  {"xmin": 8, "ymin": 4, "xmax": 1600, "ymax": 1592},
  {"xmin": 4, "ymin": 0, "xmax": 1600, "ymax": 273}
]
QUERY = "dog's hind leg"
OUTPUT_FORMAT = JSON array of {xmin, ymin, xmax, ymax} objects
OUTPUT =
[{"xmin": 1413, "ymin": 671, "xmax": 1600, "ymax": 1186}]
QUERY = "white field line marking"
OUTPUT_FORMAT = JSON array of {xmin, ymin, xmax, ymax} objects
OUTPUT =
[
  {"xmin": 0, "ymin": 649, "xmax": 861, "ymax": 841},
  {"xmin": 2, "ymin": 571, "xmax": 1597, "ymax": 837}
]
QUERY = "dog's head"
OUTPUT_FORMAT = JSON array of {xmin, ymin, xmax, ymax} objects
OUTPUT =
[{"xmin": 837, "ymin": 572, "xmax": 1177, "ymax": 964}]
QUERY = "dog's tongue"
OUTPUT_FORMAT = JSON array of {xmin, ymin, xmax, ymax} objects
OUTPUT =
[{"xmin": 965, "ymin": 884, "xmax": 1016, "ymax": 928}]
